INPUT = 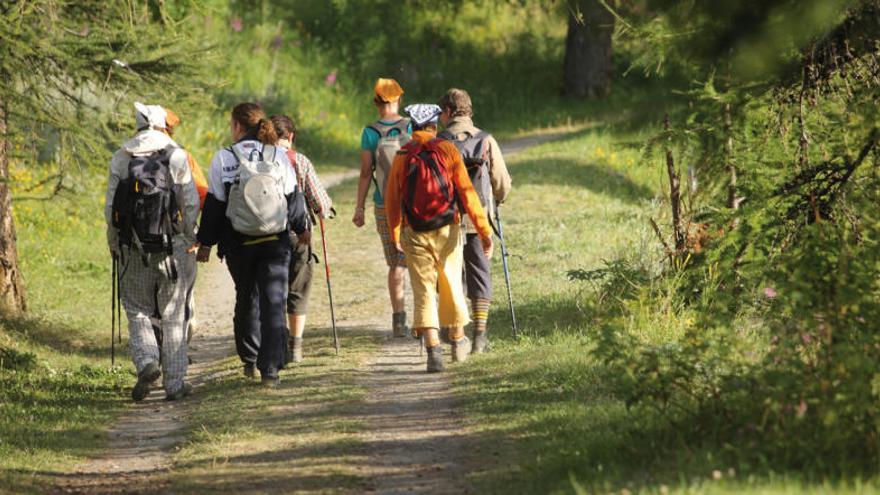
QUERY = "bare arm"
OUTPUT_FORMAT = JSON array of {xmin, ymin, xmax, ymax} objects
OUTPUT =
[{"xmin": 352, "ymin": 149, "xmax": 373, "ymax": 227}]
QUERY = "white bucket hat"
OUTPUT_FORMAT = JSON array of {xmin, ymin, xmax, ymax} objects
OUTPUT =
[{"xmin": 134, "ymin": 101, "xmax": 167, "ymax": 130}]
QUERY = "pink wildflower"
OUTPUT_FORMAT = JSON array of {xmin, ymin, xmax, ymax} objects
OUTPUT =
[
  {"xmin": 763, "ymin": 287, "xmax": 777, "ymax": 299},
  {"xmin": 325, "ymin": 70, "xmax": 337, "ymax": 86},
  {"xmin": 230, "ymin": 15, "xmax": 243, "ymax": 33}
]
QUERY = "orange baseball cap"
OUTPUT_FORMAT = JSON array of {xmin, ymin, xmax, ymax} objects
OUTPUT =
[{"xmin": 374, "ymin": 78, "xmax": 404, "ymax": 103}]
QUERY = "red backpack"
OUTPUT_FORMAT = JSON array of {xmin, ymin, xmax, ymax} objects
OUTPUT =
[{"xmin": 401, "ymin": 139, "xmax": 458, "ymax": 231}]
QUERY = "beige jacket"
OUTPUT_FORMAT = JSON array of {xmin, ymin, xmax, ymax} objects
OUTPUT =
[{"xmin": 441, "ymin": 117, "xmax": 512, "ymax": 233}]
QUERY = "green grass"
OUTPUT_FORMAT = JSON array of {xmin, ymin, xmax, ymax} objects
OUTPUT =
[
  {"xmin": 0, "ymin": 166, "xmax": 133, "ymax": 492},
  {"xmin": 448, "ymin": 122, "xmax": 880, "ymax": 494}
]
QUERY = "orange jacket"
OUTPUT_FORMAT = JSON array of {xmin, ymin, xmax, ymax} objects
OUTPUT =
[
  {"xmin": 187, "ymin": 151, "xmax": 208, "ymax": 209},
  {"xmin": 384, "ymin": 130, "xmax": 492, "ymax": 245}
]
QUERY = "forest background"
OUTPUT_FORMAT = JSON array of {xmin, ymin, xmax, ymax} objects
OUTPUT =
[{"xmin": 1, "ymin": 0, "xmax": 879, "ymax": 493}]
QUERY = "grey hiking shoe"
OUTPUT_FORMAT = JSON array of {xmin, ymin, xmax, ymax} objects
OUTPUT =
[
  {"xmin": 426, "ymin": 345, "xmax": 445, "ymax": 373},
  {"xmin": 451, "ymin": 336, "xmax": 471, "ymax": 363},
  {"xmin": 289, "ymin": 336, "xmax": 303, "ymax": 363},
  {"xmin": 392, "ymin": 311, "xmax": 408, "ymax": 338},
  {"xmin": 131, "ymin": 361, "xmax": 161, "ymax": 401},
  {"xmin": 472, "ymin": 331, "xmax": 490, "ymax": 354},
  {"xmin": 165, "ymin": 382, "xmax": 192, "ymax": 401}
]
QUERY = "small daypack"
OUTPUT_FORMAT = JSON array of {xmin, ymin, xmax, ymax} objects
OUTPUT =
[
  {"xmin": 112, "ymin": 149, "xmax": 183, "ymax": 256},
  {"xmin": 439, "ymin": 129, "xmax": 493, "ymax": 213},
  {"xmin": 401, "ymin": 139, "xmax": 458, "ymax": 232},
  {"xmin": 369, "ymin": 119, "xmax": 411, "ymax": 201},
  {"xmin": 225, "ymin": 145, "xmax": 289, "ymax": 237}
]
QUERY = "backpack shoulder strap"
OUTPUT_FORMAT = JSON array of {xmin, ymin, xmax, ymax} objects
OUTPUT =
[
  {"xmin": 229, "ymin": 145, "xmax": 247, "ymax": 164},
  {"xmin": 472, "ymin": 131, "xmax": 491, "ymax": 160}
]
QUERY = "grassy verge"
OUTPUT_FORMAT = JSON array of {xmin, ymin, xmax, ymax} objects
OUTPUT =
[
  {"xmin": 0, "ymin": 167, "xmax": 131, "ymax": 492},
  {"xmin": 449, "ymin": 123, "xmax": 880, "ymax": 493}
]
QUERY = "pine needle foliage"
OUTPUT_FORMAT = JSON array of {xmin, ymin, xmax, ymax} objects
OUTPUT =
[{"xmin": 0, "ymin": 0, "xmax": 210, "ymax": 169}]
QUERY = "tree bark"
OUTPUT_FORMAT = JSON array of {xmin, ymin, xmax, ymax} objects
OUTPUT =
[
  {"xmin": 0, "ymin": 96, "xmax": 27, "ymax": 315},
  {"xmin": 664, "ymin": 115, "xmax": 685, "ymax": 254},
  {"xmin": 563, "ymin": 0, "xmax": 614, "ymax": 98}
]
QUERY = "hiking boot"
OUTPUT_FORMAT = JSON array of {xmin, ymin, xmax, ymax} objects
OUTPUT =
[
  {"xmin": 289, "ymin": 336, "xmax": 303, "ymax": 363},
  {"xmin": 392, "ymin": 311, "xmax": 408, "ymax": 338},
  {"xmin": 438, "ymin": 326, "xmax": 453, "ymax": 345},
  {"xmin": 186, "ymin": 319, "xmax": 197, "ymax": 344},
  {"xmin": 426, "ymin": 345, "xmax": 445, "ymax": 373},
  {"xmin": 451, "ymin": 336, "xmax": 471, "ymax": 363},
  {"xmin": 243, "ymin": 362, "xmax": 256, "ymax": 379},
  {"xmin": 472, "ymin": 331, "xmax": 490, "ymax": 354},
  {"xmin": 165, "ymin": 382, "xmax": 192, "ymax": 401},
  {"xmin": 261, "ymin": 369, "xmax": 280, "ymax": 388},
  {"xmin": 131, "ymin": 361, "xmax": 161, "ymax": 401}
]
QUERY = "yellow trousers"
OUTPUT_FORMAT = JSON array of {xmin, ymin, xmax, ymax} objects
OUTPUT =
[{"xmin": 401, "ymin": 224, "xmax": 470, "ymax": 330}]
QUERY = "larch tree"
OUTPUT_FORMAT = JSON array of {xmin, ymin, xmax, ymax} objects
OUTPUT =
[{"xmin": 0, "ymin": 0, "xmax": 204, "ymax": 315}]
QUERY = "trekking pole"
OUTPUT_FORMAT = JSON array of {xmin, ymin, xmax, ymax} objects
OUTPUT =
[
  {"xmin": 494, "ymin": 205, "xmax": 519, "ymax": 339},
  {"xmin": 111, "ymin": 257, "xmax": 117, "ymax": 365},
  {"xmin": 116, "ymin": 259, "xmax": 122, "ymax": 345},
  {"xmin": 318, "ymin": 216, "xmax": 340, "ymax": 355}
]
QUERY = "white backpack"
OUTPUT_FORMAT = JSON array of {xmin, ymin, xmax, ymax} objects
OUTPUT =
[{"xmin": 225, "ymin": 145, "xmax": 289, "ymax": 236}]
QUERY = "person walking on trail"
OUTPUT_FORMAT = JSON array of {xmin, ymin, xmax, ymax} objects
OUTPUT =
[
  {"xmin": 384, "ymin": 103, "xmax": 494, "ymax": 373},
  {"xmin": 147, "ymin": 108, "xmax": 208, "ymax": 349},
  {"xmin": 438, "ymin": 88, "xmax": 512, "ymax": 354},
  {"xmin": 106, "ymin": 102, "xmax": 200, "ymax": 401},
  {"xmin": 195, "ymin": 103, "xmax": 310, "ymax": 387},
  {"xmin": 270, "ymin": 114, "xmax": 333, "ymax": 364},
  {"xmin": 352, "ymin": 78, "xmax": 413, "ymax": 338}
]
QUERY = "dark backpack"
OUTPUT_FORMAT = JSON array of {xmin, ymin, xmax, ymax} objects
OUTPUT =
[
  {"xmin": 111, "ymin": 149, "xmax": 183, "ymax": 256},
  {"xmin": 401, "ymin": 139, "xmax": 458, "ymax": 232},
  {"xmin": 439, "ymin": 129, "xmax": 492, "ymax": 211}
]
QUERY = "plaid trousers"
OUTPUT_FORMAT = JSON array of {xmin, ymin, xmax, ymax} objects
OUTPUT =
[{"xmin": 119, "ymin": 245, "xmax": 193, "ymax": 395}]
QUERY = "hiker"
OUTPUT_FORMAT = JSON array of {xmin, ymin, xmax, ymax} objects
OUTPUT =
[
  {"xmin": 106, "ymin": 102, "xmax": 200, "ymax": 401},
  {"xmin": 384, "ymin": 103, "xmax": 494, "ymax": 372},
  {"xmin": 352, "ymin": 78, "xmax": 413, "ymax": 338},
  {"xmin": 270, "ymin": 114, "xmax": 333, "ymax": 363},
  {"xmin": 438, "ymin": 88, "xmax": 511, "ymax": 353},
  {"xmin": 195, "ymin": 102, "xmax": 310, "ymax": 387},
  {"xmin": 146, "ymin": 108, "xmax": 209, "ymax": 350}
]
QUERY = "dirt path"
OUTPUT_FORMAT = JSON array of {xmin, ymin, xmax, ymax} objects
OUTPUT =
[
  {"xmin": 52, "ymin": 130, "xmax": 572, "ymax": 494},
  {"xmin": 52, "ymin": 170, "xmax": 359, "ymax": 495},
  {"xmin": 353, "ymin": 130, "xmax": 573, "ymax": 494}
]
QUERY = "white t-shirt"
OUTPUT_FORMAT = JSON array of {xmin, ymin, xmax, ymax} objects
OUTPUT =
[{"xmin": 207, "ymin": 139, "xmax": 297, "ymax": 202}]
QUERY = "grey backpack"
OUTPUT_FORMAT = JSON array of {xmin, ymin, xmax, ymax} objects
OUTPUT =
[
  {"xmin": 369, "ymin": 119, "xmax": 411, "ymax": 201},
  {"xmin": 225, "ymin": 145, "xmax": 289, "ymax": 236},
  {"xmin": 439, "ymin": 129, "xmax": 493, "ymax": 212}
]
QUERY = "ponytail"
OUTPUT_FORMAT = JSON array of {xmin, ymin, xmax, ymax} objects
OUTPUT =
[
  {"xmin": 257, "ymin": 118, "xmax": 278, "ymax": 145},
  {"xmin": 231, "ymin": 102, "xmax": 278, "ymax": 144}
]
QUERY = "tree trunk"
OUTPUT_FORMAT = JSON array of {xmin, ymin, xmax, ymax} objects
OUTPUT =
[
  {"xmin": 0, "ymin": 96, "xmax": 27, "ymax": 315},
  {"xmin": 563, "ymin": 0, "xmax": 614, "ymax": 98},
  {"xmin": 664, "ymin": 115, "xmax": 685, "ymax": 254}
]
